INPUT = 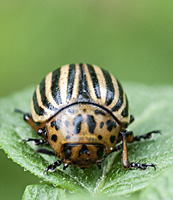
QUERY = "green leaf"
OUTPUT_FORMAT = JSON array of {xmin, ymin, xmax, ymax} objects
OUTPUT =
[
  {"xmin": 140, "ymin": 166, "xmax": 173, "ymax": 200},
  {"xmin": 0, "ymin": 83, "xmax": 173, "ymax": 197},
  {"xmin": 22, "ymin": 184, "xmax": 95, "ymax": 200},
  {"xmin": 22, "ymin": 184, "xmax": 67, "ymax": 200},
  {"xmin": 108, "ymin": 163, "xmax": 173, "ymax": 200}
]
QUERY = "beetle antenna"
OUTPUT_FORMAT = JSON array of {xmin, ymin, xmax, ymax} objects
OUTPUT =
[{"xmin": 14, "ymin": 108, "xmax": 25, "ymax": 114}]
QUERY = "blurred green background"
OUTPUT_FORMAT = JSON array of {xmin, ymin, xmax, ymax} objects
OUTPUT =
[{"xmin": 0, "ymin": 0, "xmax": 173, "ymax": 199}]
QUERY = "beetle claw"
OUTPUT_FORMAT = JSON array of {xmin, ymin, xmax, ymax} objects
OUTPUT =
[
  {"xmin": 63, "ymin": 163, "xmax": 69, "ymax": 170},
  {"xmin": 130, "ymin": 162, "xmax": 156, "ymax": 170}
]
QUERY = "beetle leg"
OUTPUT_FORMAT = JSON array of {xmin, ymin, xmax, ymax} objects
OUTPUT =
[
  {"xmin": 133, "ymin": 130, "xmax": 161, "ymax": 141},
  {"xmin": 44, "ymin": 160, "xmax": 63, "ymax": 174},
  {"xmin": 24, "ymin": 138, "xmax": 48, "ymax": 145},
  {"xmin": 130, "ymin": 162, "xmax": 156, "ymax": 170},
  {"xmin": 15, "ymin": 108, "xmax": 43, "ymax": 132},
  {"xmin": 125, "ymin": 130, "xmax": 161, "ymax": 143},
  {"xmin": 116, "ymin": 130, "xmax": 133, "ymax": 143},
  {"xmin": 121, "ymin": 132, "xmax": 130, "ymax": 169},
  {"xmin": 120, "ymin": 131, "xmax": 156, "ymax": 170},
  {"xmin": 36, "ymin": 148, "xmax": 56, "ymax": 156},
  {"xmin": 125, "ymin": 131, "xmax": 134, "ymax": 143}
]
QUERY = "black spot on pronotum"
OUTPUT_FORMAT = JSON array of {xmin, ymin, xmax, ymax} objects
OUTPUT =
[
  {"xmin": 66, "ymin": 135, "xmax": 70, "ymax": 139},
  {"xmin": 51, "ymin": 134, "xmax": 57, "ymax": 142},
  {"xmin": 94, "ymin": 110, "xmax": 106, "ymax": 116},
  {"xmin": 98, "ymin": 135, "xmax": 103, "ymax": 140},
  {"xmin": 106, "ymin": 120, "xmax": 116, "ymax": 132},
  {"xmin": 110, "ymin": 135, "xmax": 116, "ymax": 143},
  {"xmin": 100, "ymin": 121, "xmax": 104, "ymax": 129},
  {"xmin": 50, "ymin": 120, "xmax": 56, "ymax": 127},
  {"xmin": 55, "ymin": 120, "xmax": 61, "ymax": 130},
  {"xmin": 87, "ymin": 115, "xmax": 96, "ymax": 134},
  {"xmin": 65, "ymin": 120, "xmax": 68, "ymax": 127},
  {"xmin": 67, "ymin": 109, "xmax": 74, "ymax": 114},
  {"xmin": 73, "ymin": 114, "xmax": 83, "ymax": 134}
]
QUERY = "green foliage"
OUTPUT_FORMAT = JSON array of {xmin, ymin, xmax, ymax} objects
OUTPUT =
[
  {"xmin": 0, "ymin": 83, "xmax": 173, "ymax": 199},
  {"xmin": 22, "ymin": 184, "xmax": 67, "ymax": 200}
]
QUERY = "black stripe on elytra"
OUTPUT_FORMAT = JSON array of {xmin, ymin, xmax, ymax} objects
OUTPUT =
[
  {"xmin": 106, "ymin": 120, "xmax": 116, "ymax": 132},
  {"xmin": 33, "ymin": 91, "xmax": 45, "ymax": 116},
  {"xmin": 87, "ymin": 64, "xmax": 101, "ymax": 99},
  {"xmin": 39, "ymin": 78, "xmax": 56, "ymax": 110},
  {"xmin": 51, "ymin": 68, "xmax": 62, "ymax": 104},
  {"xmin": 67, "ymin": 64, "xmax": 76, "ymax": 100},
  {"xmin": 78, "ymin": 63, "xmax": 90, "ymax": 100},
  {"xmin": 122, "ymin": 95, "xmax": 129, "ymax": 117},
  {"xmin": 100, "ymin": 121, "xmax": 104, "ymax": 129},
  {"xmin": 101, "ymin": 68, "xmax": 115, "ymax": 106},
  {"xmin": 87, "ymin": 115, "xmax": 96, "ymax": 134},
  {"xmin": 111, "ymin": 80, "xmax": 124, "ymax": 112},
  {"xmin": 73, "ymin": 114, "xmax": 83, "ymax": 134}
]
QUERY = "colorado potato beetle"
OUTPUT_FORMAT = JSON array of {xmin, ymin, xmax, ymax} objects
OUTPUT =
[{"xmin": 16, "ymin": 63, "xmax": 160, "ymax": 172}]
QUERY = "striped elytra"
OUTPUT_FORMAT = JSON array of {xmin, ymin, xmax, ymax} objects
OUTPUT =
[
  {"xmin": 29, "ymin": 63, "xmax": 131, "ymax": 168},
  {"xmin": 31, "ymin": 63, "xmax": 130, "ymax": 125}
]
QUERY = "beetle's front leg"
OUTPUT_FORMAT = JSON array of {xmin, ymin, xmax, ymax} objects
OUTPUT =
[
  {"xmin": 15, "ymin": 109, "xmax": 44, "ymax": 132},
  {"xmin": 120, "ymin": 131, "xmax": 156, "ymax": 170}
]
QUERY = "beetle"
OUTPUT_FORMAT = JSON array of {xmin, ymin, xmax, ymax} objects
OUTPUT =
[{"xmin": 16, "ymin": 63, "xmax": 160, "ymax": 172}]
